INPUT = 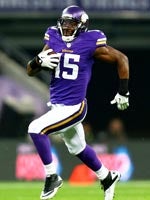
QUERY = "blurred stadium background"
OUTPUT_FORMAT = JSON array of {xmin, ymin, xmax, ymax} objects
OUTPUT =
[{"xmin": 0, "ymin": 0, "xmax": 150, "ymax": 183}]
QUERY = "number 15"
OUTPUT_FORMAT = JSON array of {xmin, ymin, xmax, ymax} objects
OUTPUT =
[{"xmin": 55, "ymin": 53, "xmax": 80, "ymax": 80}]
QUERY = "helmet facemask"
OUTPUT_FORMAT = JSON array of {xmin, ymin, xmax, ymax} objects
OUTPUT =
[
  {"xmin": 57, "ymin": 17, "xmax": 83, "ymax": 42},
  {"xmin": 57, "ymin": 6, "xmax": 89, "ymax": 42}
]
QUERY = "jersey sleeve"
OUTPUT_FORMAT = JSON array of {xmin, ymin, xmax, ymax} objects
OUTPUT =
[
  {"xmin": 43, "ymin": 26, "xmax": 59, "ymax": 48},
  {"xmin": 43, "ymin": 27, "xmax": 51, "ymax": 45},
  {"xmin": 95, "ymin": 30, "xmax": 107, "ymax": 47},
  {"xmin": 86, "ymin": 30, "xmax": 107, "ymax": 55}
]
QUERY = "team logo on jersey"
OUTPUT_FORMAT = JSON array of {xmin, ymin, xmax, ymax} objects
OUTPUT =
[{"xmin": 66, "ymin": 43, "xmax": 72, "ymax": 48}]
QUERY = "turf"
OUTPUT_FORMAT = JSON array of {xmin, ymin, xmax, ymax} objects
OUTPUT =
[{"xmin": 0, "ymin": 181, "xmax": 150, "ymax": 200}]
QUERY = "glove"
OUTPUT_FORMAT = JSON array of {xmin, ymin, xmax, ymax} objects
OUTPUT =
[
  {"xmin": 37, "ymin": 49, "xmax": 60, "ymax": 70},
  {"xmin": 110, "ymin": 92, "xmax": 129, "ymax": 110}
]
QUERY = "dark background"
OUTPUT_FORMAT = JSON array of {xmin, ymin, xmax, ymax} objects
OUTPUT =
[{"xmin": 87, "ymin": 49, "xmax": 150, "ymax": 138}]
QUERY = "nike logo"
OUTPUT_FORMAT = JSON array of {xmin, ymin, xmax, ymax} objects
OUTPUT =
[{"xmin": 42, "ymin": 190, "xmax": 54, "ymax": 197}]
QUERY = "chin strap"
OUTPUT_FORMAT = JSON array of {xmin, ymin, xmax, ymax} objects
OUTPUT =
[{"xmin": 61, "ymin": 22, "xmax": 83, "ymax": 42}]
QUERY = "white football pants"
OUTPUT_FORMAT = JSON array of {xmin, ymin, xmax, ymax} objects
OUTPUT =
[{"xmin": 28, "ymin": 100, "xmax": 87, "ymax": 155}]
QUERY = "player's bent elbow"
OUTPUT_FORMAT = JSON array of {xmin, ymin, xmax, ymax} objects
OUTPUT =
[
  {"xmin": 27, "ymin": 70, "xmax": 36, "ymax": 76},
  {"xmin": 27, "ymin": 69, "xmax": 34, "ymax": 76},
  {"xmin": 26, "ymin": 65, "xmax": 41, "ymax": 76},
  {"xmin": 121, "ymin": 53, "xmax": 129, "ymax": 64},
  {"xmin": 27, "ymin": 70, "xmax": 34, "ymax": 76}
]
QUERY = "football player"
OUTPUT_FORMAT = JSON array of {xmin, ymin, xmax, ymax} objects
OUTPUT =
[{"xmin": 27, "ymin": 5, "xmax": 129, "ymax": 200}]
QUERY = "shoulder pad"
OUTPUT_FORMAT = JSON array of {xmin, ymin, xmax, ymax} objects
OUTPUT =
[
  {"xmin": 86, "ymin": 30, "xmax": 107, "ymax": 46},
  {"xmin": 44, "ymin": 26, "xmax": 58, "ymax": 41}
]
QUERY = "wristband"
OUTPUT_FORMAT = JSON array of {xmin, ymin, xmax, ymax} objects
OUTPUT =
[
  {"xmin": 29, "ymin": 57, "xmax": 41, "ymax": 70},
  {"xmin": 119, "ymin": 79, "xmax": 129, "ymax": 95}
]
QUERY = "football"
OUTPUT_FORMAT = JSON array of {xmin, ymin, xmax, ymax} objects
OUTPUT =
[{"xmin": 47, "ymin": 49, "xmax": 56, "ymax": 55}]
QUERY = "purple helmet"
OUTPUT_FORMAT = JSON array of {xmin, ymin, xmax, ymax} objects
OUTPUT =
[{"xmin": 57, "ymin": 5, "xmax": 89, "ymax": 42}]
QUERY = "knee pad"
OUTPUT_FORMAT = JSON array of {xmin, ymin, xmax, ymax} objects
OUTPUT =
[{"xmin": 59, "ymin": 124, "xmax": 86, "ymax": 155}]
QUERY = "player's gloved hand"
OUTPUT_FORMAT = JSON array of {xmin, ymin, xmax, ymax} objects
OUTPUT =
[
  {"xmin": 37, "ymin": 49, "xmax": 60, "ymax": 70},
  {"xmin": 110, "ymin": 92, "xmax": 129, "ymax": 110}
]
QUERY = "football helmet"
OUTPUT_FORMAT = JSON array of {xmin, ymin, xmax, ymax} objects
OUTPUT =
[{"xmin": 57, "ymin": 5, "xmax": 89, "ymax": 42}]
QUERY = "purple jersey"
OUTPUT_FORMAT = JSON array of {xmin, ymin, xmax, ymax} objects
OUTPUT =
[{"xmin": 44, "ymin": 26, "xmax": 107, "ymax": 105}]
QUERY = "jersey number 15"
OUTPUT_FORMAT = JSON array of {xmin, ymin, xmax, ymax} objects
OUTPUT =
[{"xmin": 55, "ymin": 53, "xmax": 80, "ymax": 80}]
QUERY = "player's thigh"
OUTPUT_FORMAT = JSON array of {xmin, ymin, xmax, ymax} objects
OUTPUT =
[
  {"xmin": 28, "ymin": 102, "xmax": 86, "ymax": 134},
  {"xmin": 28, "ymin": 106, "xmax": 67, "ymax": 133}
]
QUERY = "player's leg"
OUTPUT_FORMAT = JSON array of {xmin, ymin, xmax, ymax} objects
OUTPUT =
[
  {"xmin": 28, "ymin": 106, "xmax": 67, "ymax": 200},
  {"xmin": 28, "ymin": 101, "xmax": 87, "ymax": 199},
  {"xmin": 77, "ymin": 144, "xmax": 121, "ymax": 200},
  {"xmin": 60, "ymin": 123, "xmax": 121, "ymax": 200},
  {"xmin": 29, "ymin": 133, "xmax": 63, "ymax": 200}
]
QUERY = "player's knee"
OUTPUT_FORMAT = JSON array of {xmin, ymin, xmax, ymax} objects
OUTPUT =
[
  {"xmin": 28, "ymin": 119, "xmax": 40, "ymax": 134},
  {"xmin": 59, "ymin": 128, "xmax": 86, "ymax": 155},
  {"xmin": 67, "ymin": 144, "xmax": 86, "ymax": 155},
  {"xmin": 63, "ymin": 140, "xmax": 86, "ymax": 155}
]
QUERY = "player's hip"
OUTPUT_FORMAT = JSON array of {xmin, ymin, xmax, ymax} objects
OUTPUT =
[{"xmin": 28, "ymin": 99, "xmax": 87, "ymax": 135}]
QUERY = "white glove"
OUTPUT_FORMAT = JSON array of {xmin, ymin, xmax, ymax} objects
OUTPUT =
[
  {"xmin": 37, "ymin": 49, "xmax": 60, "ymax": 70},
  {"xmin": 110, "ymin": 92, "xmax": 129, "ymax": 110}
]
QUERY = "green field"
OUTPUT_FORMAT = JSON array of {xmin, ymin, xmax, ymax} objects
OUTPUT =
[{"xmin": 0, "ymin": 181, "xmax": 150, "ymax": 200}]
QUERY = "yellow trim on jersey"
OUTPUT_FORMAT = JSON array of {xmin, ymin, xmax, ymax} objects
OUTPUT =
[
  {"xmin": 44, "ymin": 33, "xmax": 50, "ymax": 41},
  {"xmin": 96, "ymin": 41, "xmax": 106, "ymax": 45},
  {"xmin": 41, "ymin": 101, "xmax": 85, "ymax": 134},
  {"xmin": 96, "ymin": 38, "xmax": 106, "ymax": 45}
]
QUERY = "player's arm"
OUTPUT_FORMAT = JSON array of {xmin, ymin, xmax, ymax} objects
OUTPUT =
[
  {"xmin": 94, "ymin": 45, "xmax": 129, "ymax": 110},
  {"xmin": 26, "ymin": 45, "xmax": 48, "ymax": 76},
  {"xmin": 27, "ymin": 45, "xmax": 60, "ymax": 76},
  {"xmin": 94, "ymin": 45, "xmax": 129, "ymax": 80}
]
